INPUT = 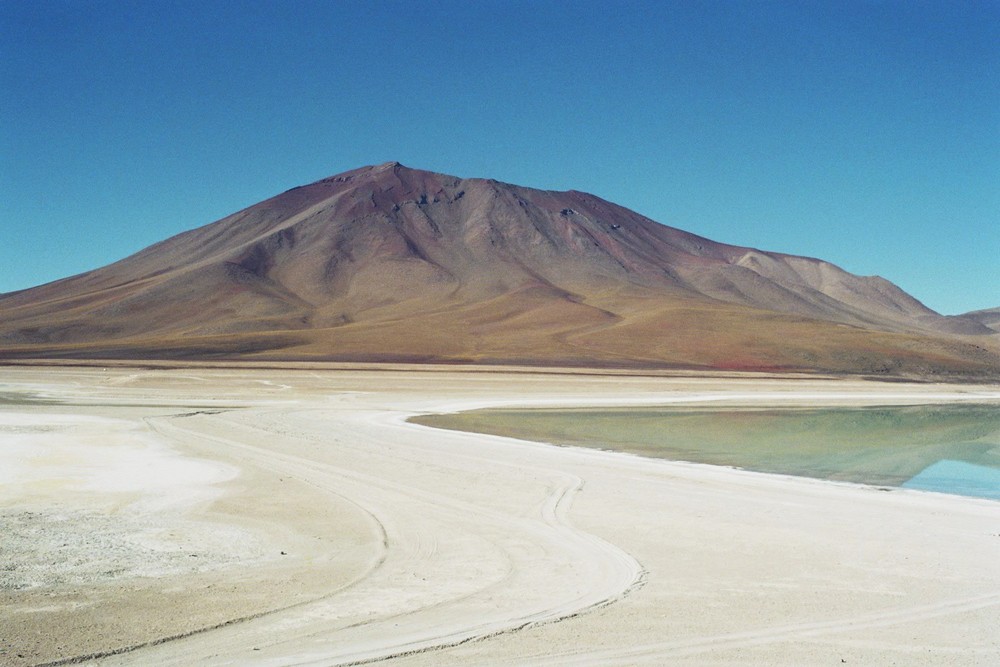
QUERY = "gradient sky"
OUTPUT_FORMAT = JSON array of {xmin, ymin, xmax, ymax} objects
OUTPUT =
[{"xmin": 2, "ymin": 0, "xmax": 997, "ymax": 314}]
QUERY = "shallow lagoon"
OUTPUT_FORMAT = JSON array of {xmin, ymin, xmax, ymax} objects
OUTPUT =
[{"xmin": 413, "ymin": 404, "xmax": 1000, "ymax": 500}]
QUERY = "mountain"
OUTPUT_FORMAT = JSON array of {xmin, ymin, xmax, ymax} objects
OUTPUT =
[
  {"xmin": 1, "ymin": 162, "xmax": 997, "ymax": 376},
  {"xmin": 964, "ymin": 307, "xmax": 1000, "ymax": 333}
]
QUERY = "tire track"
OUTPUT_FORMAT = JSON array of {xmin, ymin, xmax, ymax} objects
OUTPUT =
[
  {"xmin": 91, "ymin": 405, "xmax": 642, "ymax": 665},
  {"xmin": 525, "ymin": 591, "xmax": 1000, "ymax": 665}
]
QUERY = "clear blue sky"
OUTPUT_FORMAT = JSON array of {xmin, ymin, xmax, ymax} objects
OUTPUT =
[{"xmin": 2, "ymin": 0, "xmax": 997, "ymax": 314}]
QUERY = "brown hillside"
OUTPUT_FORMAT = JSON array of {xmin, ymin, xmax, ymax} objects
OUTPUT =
[{"xmin": 1, "ymin": 162, "xmax": 997, "ymax": 376}]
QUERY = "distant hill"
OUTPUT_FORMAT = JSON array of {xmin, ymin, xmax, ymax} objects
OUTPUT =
[
  {"xmin": 1, "ymin": 162, "xmax": 997, "ymax": 377},
  {"xmin": 964, "ymin": 307, "xmax": 1000, "ymax": 333}
]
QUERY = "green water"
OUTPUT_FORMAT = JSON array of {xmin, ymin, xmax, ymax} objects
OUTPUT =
[{"xmin": 412, "ymin": 404, "xmax": 1000, "ymax": 500}]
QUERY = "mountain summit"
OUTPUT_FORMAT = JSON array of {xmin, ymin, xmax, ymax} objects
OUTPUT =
[{"xmin": 1, "ymin": 163, "xmax": 997, "ymax": 375}]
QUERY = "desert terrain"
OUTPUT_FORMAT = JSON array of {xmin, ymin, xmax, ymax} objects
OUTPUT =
[
  {"xmin": 2, "ymin": 363, "xmax": 999, "ymax": 666},
  {"xmin": 3, "ymin": 164, "xmax": 998, "ymax": 377}
]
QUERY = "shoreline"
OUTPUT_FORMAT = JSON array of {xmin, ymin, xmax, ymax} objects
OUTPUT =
[
  {"xmin": 2, "ymin": 366, "xmax": 999, "ymax": 666},
  {"xmin": 6, "ymin": 356, "xmax": 1000, "ymax": 383},
  {"xmin": 408, "ymin": 400, "xmax": 1000, "ymax": 502}
]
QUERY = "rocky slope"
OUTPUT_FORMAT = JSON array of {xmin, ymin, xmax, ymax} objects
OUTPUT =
[{"xmin": 1, "ymin": 162, "xmax": 996, "ymax": 376}]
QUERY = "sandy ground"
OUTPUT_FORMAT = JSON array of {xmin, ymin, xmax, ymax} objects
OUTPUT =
[{"xmin": 1, "ymin": 364, "xmax": 999, "ymax": 666}]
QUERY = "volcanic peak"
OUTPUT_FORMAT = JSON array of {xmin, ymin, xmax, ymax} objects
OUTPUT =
[{"xmin": 0, "ymin": 162, "xmax": 996, "ymax": 374}]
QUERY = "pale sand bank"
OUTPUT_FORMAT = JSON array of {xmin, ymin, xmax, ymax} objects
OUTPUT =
[{"xmin": 1, "ymin": 366, "xmax": 998, "ymax": 666}]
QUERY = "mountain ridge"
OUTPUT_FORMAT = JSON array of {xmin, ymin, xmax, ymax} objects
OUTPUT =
[
  {"xmin": 1, "ymin": 162, "xmax": 997, "ymax": 377},
  {"xmin": 964, "ymin": 307, "xmax": 1000, "ymax": 333}
]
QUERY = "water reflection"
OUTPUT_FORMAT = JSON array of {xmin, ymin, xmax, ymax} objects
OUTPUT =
[
  {"xmin": 413, "ymin": 404, "xmax": 1000, "ymax": 500},
  {"xmin": 903, "ymin": 460, "xmax": 1000, "ymax": 500}
]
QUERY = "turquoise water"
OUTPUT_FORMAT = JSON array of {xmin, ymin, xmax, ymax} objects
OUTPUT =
[
  {"xmin": 413, "ymin": 404, "xmax": 1000, "ymax": 501},
  {"xmin": 902, "ymin": 460, "xmax": 1000, "ymax": 500}
]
